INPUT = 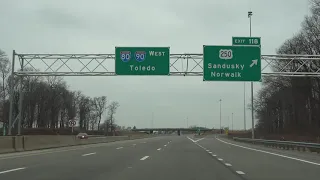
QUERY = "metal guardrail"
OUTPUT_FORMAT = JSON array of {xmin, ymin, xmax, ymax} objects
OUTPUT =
[{"xmin": 233, "ymin": 137, "xmax": 320, "ymax": 153}]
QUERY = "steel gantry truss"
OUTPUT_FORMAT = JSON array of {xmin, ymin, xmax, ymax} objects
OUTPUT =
[
  {"xmin": 7, "ymin": 50, "xmax": 320, "ymax": 135},
  {"xmin": 13, "ymin": 52, "xmax": 320, "ymax": 77}
]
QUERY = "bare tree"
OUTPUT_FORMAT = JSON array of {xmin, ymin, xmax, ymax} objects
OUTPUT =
[
  {"xmin": 89, "ymin": 110, "xmax": 98, "ymax": 130},
  {"xmin": 0, "ymin": 51, "xmax": 121, "ymax": 135},
  {"xmin": 254, "ymin": 1, "xmax": 320, "ymax": 138},
  {"xmin": 107, "ymin": 101, "xmax": 120, "ymax": 135},
  {"xmin": 0, "ymin": 50, "xmax": 10, "ymax": 130},
  {"xmin": 93, "ymin": 96, "xmax": 107, "ymax": 130},
  {"xmin": 78, "ymin": 95, "xmax": 92, "ymax": 130}
]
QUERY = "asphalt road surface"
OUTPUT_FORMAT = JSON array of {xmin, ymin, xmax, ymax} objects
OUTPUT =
[{"xmin": 0, "ymin": 135, "xmax": 319, "ymax": 180}]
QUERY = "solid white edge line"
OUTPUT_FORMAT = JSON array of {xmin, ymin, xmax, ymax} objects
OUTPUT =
[
  {"xmin": 82, "ymin": 152, "xmax": 96, "ymax": 156},
  {"xmin": 0, "ymin": 167, "xmax": 26, "ymax": 174},
  {"xmin": 194, "ymin": 138, "xmax": 204, "ymax": 142},
  {"xmin": 216, "ymin": 137, "xmax": 320, "ymax": 166},
  {"xmin": 236, "ymin": 171, "xmax": 245, "ymax": 175},
  {"xmin": 140, "ymin": 156, "xmax": 149, "ymax": 160},
  {"xmin": 187, "ymin": 136, "xmax": 196, "ymax": 142}
]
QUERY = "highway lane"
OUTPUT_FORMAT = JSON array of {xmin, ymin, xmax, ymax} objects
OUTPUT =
[
  {"xmin": 114, "ymin": 135, "xmax": 244, "ymax": 180},
  {"xmin": 196, "ymin": 135, "xmax": 320, "ymax": 180},
  {"xmin": 0, "ymin": 136, "xmax": 167, "ymax": 172},
  {"xmin": 0, "ymin": 135, "xmax": 244, "ymax": 180},
  {"xmin": 3, "ymin": 134, "xmax": 317, "ymax": 180}
]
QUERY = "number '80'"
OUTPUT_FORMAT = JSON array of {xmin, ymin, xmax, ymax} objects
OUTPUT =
[{"xmin": 121, "ymin": 53, "xmax": 130, "ymax": 60}]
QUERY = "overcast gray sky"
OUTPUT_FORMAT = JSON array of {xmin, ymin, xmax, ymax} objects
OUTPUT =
[{"xmin": 0, "ymin": 0, "xmax": 310, "ymax": 129}]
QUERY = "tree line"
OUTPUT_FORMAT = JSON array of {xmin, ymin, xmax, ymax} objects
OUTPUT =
[
  {"xmin": 254, "ymin": 0, "xmax": 320, "ymax": 137},
  {"xmin": 0, "ymin": 49, "xmax": 120, "ymax": 135}
]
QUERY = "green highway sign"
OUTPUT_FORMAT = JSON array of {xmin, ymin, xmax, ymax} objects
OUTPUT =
[
  {"xmin": 115, "ymin": 47, "xmax": 170, "ymax": 75},
  {"xmin": 232, "ymin": 37, "xmax": 261, "ymax": 46},
  {"xmin": 203, "ymin": 45, "xmax": 261, "ymax": 82}
]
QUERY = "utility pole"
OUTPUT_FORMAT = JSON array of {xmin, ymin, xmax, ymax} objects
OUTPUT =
[
  {"xmin": 219, "ymin": 99, "xmax": 222, "ymax": 133},
  {"xmin": 8, "ymin": 50, "xmax": 16, "ymax": 136},
  {"xmin": 244, "ymin": 83, "xmax": 246, "ymax": 131},
  {"xmin": 187, "ymin": 117, "xmax": 189, "ymax": 128},
  {"xmin": 151, "ymin": 112, "xmax": 154, "ymax": 128},
  {"xmin": 248, "ymin": 11, "xmax": 255, "ymax": 139},
  {"xmin": 232, "ymin": 113, "xmax": 234, "ymax": 131},
  {"xmin": 228, "ymin": 116, "xmax": 230, "ymax": 130}
]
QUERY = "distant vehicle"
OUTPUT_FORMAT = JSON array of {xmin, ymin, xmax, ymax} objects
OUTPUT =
[{"xmin": 77, "ymin": 133, "xmax": 88, "ymax": 139}]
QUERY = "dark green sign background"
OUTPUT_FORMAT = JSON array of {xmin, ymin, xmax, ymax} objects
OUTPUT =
[
  {"xmin": 115, "ymin": 47, "xmax": 170, "ymax": 75},
  {"xmin": 232, "ymin": 37, "xmax": 261, "ymax": 46},
  {"xmin": 203, "ymin": 45, "xmax": 261, "ymax": 82}
]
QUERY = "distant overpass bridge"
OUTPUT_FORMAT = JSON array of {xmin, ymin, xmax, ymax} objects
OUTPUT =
[{"xmin": 132, "ymin": 128, "xmax": 215, "ymax": 132}]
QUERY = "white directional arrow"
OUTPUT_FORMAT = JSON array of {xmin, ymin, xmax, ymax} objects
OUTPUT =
[{"xmin": 249, "ymin": 59, "xmax": 258, "ymax": 67}]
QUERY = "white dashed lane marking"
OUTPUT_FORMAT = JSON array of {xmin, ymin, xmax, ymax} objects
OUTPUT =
[
  {"xmin": 116, "ymin": 147, "xmax": 123, "ymax": 150},
  {"xmin": 192, "ymin": 137, "xmax": 245, "ymax": 177},
  {"xmin": 157, "ymin": 148, "xmax": 161, "ymax": 151},
  {"xmin": 82, "ymin": 152, "xmax": 96, "ymax": 157},
  {"xmin": 236, "ymin": 171, "xmax": 245, "ymax": 175},
  {"xmin": 140, "ymin": 156, "xmax": 149, "ymax": 160}
]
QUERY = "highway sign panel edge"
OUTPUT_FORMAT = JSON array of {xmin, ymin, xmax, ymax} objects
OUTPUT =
[
  {"xmin": 115, "ymin": 47, "xmax": 170, "ymax": 76},
  {"xmin": 202, "ymin": 45, "xmax": 261, "ymax": 82}
]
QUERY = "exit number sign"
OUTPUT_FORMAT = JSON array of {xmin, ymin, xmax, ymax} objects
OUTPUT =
[{"xmin": 232, "ymin": 37, "xmax": 261, "ymax": 46}]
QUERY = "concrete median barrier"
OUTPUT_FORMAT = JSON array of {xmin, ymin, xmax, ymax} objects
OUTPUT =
[
  {"xmin": 0, "ymin": 134, "xmax": 154, "ymax": 154},
  {"xmin": 24, "ymin": 135, "xmax": 76, "ymax": 151},
  {"xmin": 0, "ymin": 136, "xmax": 15, "ymax": 153},
  {"xmin": 75, "ymin": 136, "xmax": 129, "ymax": 145}
]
